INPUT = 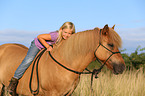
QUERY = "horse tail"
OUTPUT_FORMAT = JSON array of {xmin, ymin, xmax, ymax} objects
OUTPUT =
[{"xmin": 0, "ymin": 44, "xmax": 6, "ymax": 93}]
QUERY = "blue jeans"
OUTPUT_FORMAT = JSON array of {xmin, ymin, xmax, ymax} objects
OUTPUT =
[{"xmin": 14, "ymin": 40, "xmax": 40, "ymax": 79}]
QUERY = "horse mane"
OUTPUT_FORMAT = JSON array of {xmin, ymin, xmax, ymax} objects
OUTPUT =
[
  {"xmin": 52, "ymin": 27, "xmax": 122, "ymax": 63},
  {"xmin": 52, "ymin": 28, "xmax": 100, "ymax": 63},
  {"xmin": 108, "ymin": 28, "xmax": 122, "ymax": 48},
  {"xmin": 67, "ymin": 29, "xmax": 99, "ymax": 54}
]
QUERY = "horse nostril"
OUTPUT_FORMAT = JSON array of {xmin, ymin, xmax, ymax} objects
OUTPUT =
[{"xmin": 113, "ymin": 64, "xmax": 125, "ymax": 74}]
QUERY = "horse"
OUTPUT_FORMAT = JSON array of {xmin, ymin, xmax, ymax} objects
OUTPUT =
[{"xmin": 0, "ymin": 24, "xmax": 125, "ymax": 96}]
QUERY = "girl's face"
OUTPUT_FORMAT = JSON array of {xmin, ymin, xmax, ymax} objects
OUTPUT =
[{"xmin": 62, "ymin": 29, "xmax": 73, "ymax": 40}]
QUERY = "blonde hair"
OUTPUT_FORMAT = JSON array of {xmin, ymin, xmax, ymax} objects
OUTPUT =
[{"xmin": 55, "ymin": 22, "xmax": 75, "ymax": 45}]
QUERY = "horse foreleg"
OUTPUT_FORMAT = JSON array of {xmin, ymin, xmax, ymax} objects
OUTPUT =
[
  {"xmin": 65, "ymin": 77, "xmax": 80, "ymax": 96},
  {"xmin": 0, "ymin": 84, "xmax": 5, "ymax": 96}
]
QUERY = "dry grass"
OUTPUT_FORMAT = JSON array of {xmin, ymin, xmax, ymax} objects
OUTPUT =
[
  {"xmin": 73, "ymin": 68, "xmax": 145, "ymax": 96},
  {"xmin": 2, "ymin": 68, "xmax": 145, "ymax": 96}
]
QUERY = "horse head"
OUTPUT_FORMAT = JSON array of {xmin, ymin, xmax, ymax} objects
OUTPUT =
[{"xmin": 95, "ymin": 24, "xmax": 125, "ymax": 74}]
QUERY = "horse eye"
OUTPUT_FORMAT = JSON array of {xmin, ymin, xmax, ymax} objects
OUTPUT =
[{"xmin": 108, "ymin": 44, "xmax": 114, "ymax": 48}]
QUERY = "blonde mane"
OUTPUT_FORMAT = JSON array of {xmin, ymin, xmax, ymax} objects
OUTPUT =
[
  {"xmin": 108, "ymin": 28, "xmax": 122, "ymax": 48},
  {"xmin": 52, "ymin": 27, "xmax": 122, "ymax": 63}
]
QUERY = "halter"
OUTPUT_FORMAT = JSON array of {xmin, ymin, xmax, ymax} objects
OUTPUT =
[
  {"xmin": 93, "ymin": 29, "xmax": 120, "ymax": 72},
  {"xmin": 29, "ymin": 29, "xmax": 121, "ymax": 95},
  {"xmin": 48, "ymin": 29, "xmax": 121, "ymax": 91}
]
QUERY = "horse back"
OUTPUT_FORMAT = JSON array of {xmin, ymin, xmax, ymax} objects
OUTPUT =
[{"xmin": 0, "ymin": 43, "xmax": 28, "ymax": 85}]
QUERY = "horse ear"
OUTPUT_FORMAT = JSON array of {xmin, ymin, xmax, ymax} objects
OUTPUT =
[
  {"xmin": 102, "ymin": 24, "xmax": 109, "ymax": 36},
  {"xmin": 112, "ymin": 25, "xmax": 115, "ymax": 29}
]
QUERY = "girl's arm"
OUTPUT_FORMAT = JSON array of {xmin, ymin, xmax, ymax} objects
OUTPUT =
[{"xmin": 37, "ymin": 34, "xmax": 52, "ymax": 51}]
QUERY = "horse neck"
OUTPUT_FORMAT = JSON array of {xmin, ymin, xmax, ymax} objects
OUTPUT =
[{"xmin": 52, "ymin": 30, "xmax": 99, "ymax": 72}]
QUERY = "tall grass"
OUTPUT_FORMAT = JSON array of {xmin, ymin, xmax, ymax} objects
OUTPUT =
[
  {"xmin": 2, "ymin": 68, "xmax": 144, "ymax": 96},
  {"xmin": 73, "ymin": 68, "xmax": 145, "ymax": 96}
]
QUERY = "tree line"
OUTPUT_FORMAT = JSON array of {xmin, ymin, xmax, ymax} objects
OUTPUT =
[{"xmin": 121, "ymin": 46, "xmax": 145, "ymax": 70}]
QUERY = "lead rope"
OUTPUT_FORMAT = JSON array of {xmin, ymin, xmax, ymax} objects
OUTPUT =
[
  {"xmin": 29, "ymin": 48, "xmax": 100, "ymax": 96},
  {"xmin": 49, "ymin": 51, "xmax": 104, "ymax": 96},
  {"xmin": 29, "ymin": 48, "xmax": 46, "ymax": 95},
  {"xmin": 29, "ymin": 30, "xmax": 121, "ymax": 96}
]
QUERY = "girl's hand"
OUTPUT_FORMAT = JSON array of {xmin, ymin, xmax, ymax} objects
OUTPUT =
[{"xmin": 46, "ymin": 46, "xmax": 53, "ymax": 51}]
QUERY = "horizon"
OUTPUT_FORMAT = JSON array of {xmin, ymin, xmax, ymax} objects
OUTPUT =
[{"xmin": 0, "ymin": 0, "xmax": 145, "ymax": 54}]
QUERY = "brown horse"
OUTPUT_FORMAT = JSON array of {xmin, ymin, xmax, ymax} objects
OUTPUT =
[{"xmin": 0, "ymin": 24, "xmax": 125, "ymax": 96}]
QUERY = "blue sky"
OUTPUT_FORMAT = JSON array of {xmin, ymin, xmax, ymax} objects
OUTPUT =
[{"xmin": 0, "ymin": 0, "xmax": 145, "ymax": 54}]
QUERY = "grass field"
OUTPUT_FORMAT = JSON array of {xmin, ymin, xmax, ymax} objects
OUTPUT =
[
  {"xmin": 72, "ymin": 68, "xmax": 145, "ymax": 96},
  {"xmin": 2, "ymin": 68, "xmax": 145, "ymax": 96}
]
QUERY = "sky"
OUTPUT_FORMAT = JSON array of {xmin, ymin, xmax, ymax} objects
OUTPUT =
[{"xmin": 0, "ymin": 0, "xmax": 145, "ymax": 54}]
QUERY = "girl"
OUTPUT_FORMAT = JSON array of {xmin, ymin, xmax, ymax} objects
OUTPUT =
[{"xmin": 7, "ymin": 22, "xmax": 75, "ymax": 95}]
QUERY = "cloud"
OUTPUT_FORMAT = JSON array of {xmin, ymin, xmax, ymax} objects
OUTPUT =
[
  {"xmin": 117, "ymin": 27, "xmax": 145, "ymax": 53},
  {"xmin": 118, "ymin": 27, "xmax": 145, "ymax": 41},
  {"xmin": 0, "ymin": 29, "xmax": 43, "ymax": 36},
  {"xmin": 0, "ymin": 27, "xmax": 145, "ymax": 54},
  {"xmin": 131, "ymin": 20, "xmax": 144, "ymax": 23},
  {"xmin": 0, "ymin": 29, "xmax": 49, "ymax": 47}
]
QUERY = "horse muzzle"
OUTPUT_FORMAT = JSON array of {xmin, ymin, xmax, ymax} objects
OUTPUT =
[{"xmin": 113, "ymin": 63, "xmax": 125, "ymax": 74}]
